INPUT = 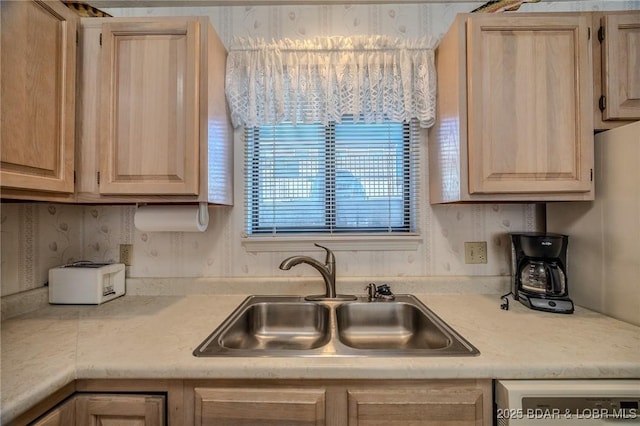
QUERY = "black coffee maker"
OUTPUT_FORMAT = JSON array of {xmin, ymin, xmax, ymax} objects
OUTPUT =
[{"xmin": 511, "ymin": 232, "xmax": 574, "ymax": 314}]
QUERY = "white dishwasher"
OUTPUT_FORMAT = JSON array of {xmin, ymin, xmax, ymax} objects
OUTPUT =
[{"xmin": 496, "ymin": 380, "xmax": 640, "ymax": 425}]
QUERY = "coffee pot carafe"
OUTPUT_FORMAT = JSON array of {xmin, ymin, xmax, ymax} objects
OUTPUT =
[
  {"xmin": 520, "ymin": 260, "xmax": 566, "ymax": 295},
  {"xmin": 511, "ymin": 232, "xmax": 574, "ymax": 314}
]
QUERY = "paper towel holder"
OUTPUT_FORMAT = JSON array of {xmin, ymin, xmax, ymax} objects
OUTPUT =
[
  {"xmin": 196, "ymin": 202, "xmax": 209, "ymax": 228},
  {"xmin": 134, "ymin": 202, "xmax": 209, "ymax": 232}
]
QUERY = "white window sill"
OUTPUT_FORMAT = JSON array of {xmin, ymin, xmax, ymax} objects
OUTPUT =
[{"xmin": 242, "ymin": 234, "xmax": 422, "ymax": 252}]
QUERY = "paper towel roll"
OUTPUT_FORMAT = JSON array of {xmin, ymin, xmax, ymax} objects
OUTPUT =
[{"xmin": 134, "ymin": 204, "xmax": 209, "ymax": 232}]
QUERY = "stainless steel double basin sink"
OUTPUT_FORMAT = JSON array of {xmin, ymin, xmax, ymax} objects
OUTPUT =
[{"xmin": 193, "ymin": 295, "xmax": 479, "ymax": 357}]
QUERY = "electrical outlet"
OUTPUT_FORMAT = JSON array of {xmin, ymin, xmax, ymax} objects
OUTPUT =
[
  {"xmin": 119, "ymin": 244, "xmax": 133, "ymax": 266},
  {"xmin": 464, "ymin": 241, "xmax": 487, "ymax": 264}
]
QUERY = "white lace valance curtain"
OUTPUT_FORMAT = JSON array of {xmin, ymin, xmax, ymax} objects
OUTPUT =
[{"xmin": 225, "ymin": 36, "xmax": 438, "ymax": 128}]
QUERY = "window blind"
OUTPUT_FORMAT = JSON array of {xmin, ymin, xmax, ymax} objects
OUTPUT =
[{"xmin": 245, "ymin": 116, "xmax": 420, "ymax": 235}]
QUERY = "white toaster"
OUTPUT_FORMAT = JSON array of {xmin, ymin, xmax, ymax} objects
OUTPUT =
[{"xmin": 49, "ymin": 262, "xmax": 126, "ymax": 304}]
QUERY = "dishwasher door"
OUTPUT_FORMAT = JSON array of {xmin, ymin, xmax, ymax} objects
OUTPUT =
[{"xmin": 496, "ymin": 380, "xmax": 640, "ymax": 425}]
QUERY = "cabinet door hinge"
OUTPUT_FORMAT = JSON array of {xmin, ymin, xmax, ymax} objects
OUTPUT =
[
  {"xmin": 97, "ymin": 171, "xmax": 101, "ymax": 185},
  {"xmin": 599, "ymin": 95, "xmax": 607, "ymax": 112},
  {"xmin": 598, "ymin": 25, "xmax": 605, "ymax": 43}
]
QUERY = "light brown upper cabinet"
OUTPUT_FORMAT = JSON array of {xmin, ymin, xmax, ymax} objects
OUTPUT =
[
  {"xmin": 76, "ymin": 17, "xmax": 232, "ymax": 204},
  {"xmin": 593, "ymin": 11, "xmax": 640, "ymax": 129},
  {"xmin": 0, "ymin": 0, "xmax": 77, "ymax": 200},
  {"xmin": 429, "ymin": 13, "xmax": 594, "ymax": 203}
]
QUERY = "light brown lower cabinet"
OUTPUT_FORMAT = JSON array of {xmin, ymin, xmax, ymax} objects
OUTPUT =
[
  {"xmin": 76, "ymin": 394, "xmax": 166, "ymax": 425},
  {"xmin": 346, "ymin": 387, "xmax": 486, "ymax": 426},
  {"xmin": 188, "ymin": 379, "xmax": 492, "ymax": 426},
  {"xmin": 193, "ymin": 387, "xmax": 326, "ymax": 426},
  {"xmin": 20, "ymin": 379, "xmax": 492, "ymax": 426},
  {"xmin": 30, "ymin": 397, "xmax": 75, "ymax": 426},
  {"xmin": 30, "ymin": 394, "xmax": 165, "ymax": 426}
]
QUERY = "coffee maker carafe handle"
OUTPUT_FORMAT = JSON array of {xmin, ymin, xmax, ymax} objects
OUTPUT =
[{"xmin": 546, "ymin": 262, "xmax": 565, "ymax": 296}]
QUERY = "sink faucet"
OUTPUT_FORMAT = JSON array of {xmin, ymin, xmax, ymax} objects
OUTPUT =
[{"xmin": 279, "ymin": 244, "xmax": 355, "ymax": 301}]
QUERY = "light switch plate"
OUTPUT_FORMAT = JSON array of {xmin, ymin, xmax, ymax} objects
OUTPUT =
[{"xmin": 464, "ymin": 241, "xmax": 487, "ymax": 264}]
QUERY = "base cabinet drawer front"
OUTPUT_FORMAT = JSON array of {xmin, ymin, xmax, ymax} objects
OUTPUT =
[
  {"xmin": 347, "ymin": 388, "xmax": 485, "ymax": 426},
  {"xmin": 75, "ymin": 394, "xmax": 166, "ymax": 426},
  {"xmin": 193, "ymin": 387, "xmax": 327, "ymax": 426}
]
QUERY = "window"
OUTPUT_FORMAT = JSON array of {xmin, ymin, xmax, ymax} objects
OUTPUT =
[{"xmin": 245, "ymin": 116, "xmax": 420, "ymax": 235}]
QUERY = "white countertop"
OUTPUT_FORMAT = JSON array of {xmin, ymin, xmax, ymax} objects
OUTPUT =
[{"xmin": 2, "ymin": 292, "xmax": 640, "ymax": 423}]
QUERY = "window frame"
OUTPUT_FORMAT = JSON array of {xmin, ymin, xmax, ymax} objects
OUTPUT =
[{"xmin": 242, "ymin": 117, "xmax": 422, "ymax": 251}]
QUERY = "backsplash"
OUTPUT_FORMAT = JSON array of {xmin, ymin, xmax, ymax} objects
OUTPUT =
[
  {"xmin": 1, "ymin": 201, "xmax": 539, "ymax": 296},
  {"xmin": 2, "ymin": 0, "xmax": 637, "ymax": 297},
  {"xmin": 1, "ymin": 203, "xmax": 133, "ymax": 295}
]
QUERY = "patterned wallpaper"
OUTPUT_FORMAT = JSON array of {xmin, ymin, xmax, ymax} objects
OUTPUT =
[
  {"xmin": 100, "ymin": 1, "xmax": 640, "ymax": 45},
  {"xmin": 1, "ymin": 200, "xmax": 539, "ymax": 296},
  {"xmin": 0, "ymin": 203, "xmax": 134, "ymax": 296},
  {"xmin": 1, "ymin": 0, "xmax": 638, "ymax": 296}
]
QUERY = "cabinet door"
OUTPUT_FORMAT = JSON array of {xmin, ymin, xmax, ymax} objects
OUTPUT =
[
  {"xmin": 194, "ymin": 387, "xmax": 326, "ymax": 426},
  {"xmin": 32, "ymin": 397, "xmax": 76, "ymax": 426},
  {"xmin": 347, "ymin": 387, "xmax": 485, "ymax": 426},
  {"xmin": 466, "ymin": 15, "xmax": 593, "ymax": 195},
  {"xmin": 99, "ymin": 20, "xmax": 200, "ymax": 195},
  {"xmin": 0, "ymin": 0, "xmax": 76, "ymax": 193},
  {"xmin": 601, "ymin": 13, "xmax": 640, "ymax": 120},
  {"xmin": 75, "ymin": 394, "xmax": 165, "ymax": 426}
]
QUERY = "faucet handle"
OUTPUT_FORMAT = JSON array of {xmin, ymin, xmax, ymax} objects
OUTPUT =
[{"xmin": 314, "ymin": 243, "xmax": 334, "ymax": 265}]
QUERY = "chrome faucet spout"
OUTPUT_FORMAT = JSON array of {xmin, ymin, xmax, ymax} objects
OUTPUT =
[{"xmin": 279, "ymin": 244, "xmax": 336, "ymax": 298}]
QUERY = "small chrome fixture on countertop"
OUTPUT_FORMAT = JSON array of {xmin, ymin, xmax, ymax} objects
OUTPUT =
[{"xmin": 366, "ymin": 283, "xmax": 396, "ymax": 301}]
